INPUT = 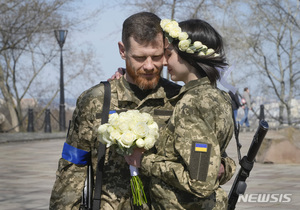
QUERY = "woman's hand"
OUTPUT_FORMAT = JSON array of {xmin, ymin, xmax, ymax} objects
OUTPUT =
[{"xmin": 107, "ymin": 68, "xmax": 125, "ymax": 81}]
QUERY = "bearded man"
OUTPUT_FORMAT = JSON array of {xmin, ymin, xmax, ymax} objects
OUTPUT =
[
  {"xmin": 50, "ymin": 12, "xmax": 181, "ymax": 210},
  {"xmin": 50, "ymin": 12, "xmax": 235, "ymax": 210}
]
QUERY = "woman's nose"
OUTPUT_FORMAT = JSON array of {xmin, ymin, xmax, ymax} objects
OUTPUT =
[{"xmin": 163, "ymin": 54, "xmax": 168, "ymax": 66}]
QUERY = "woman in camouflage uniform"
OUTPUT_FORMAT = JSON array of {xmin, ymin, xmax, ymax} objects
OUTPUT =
[{"xmin": 126, "ymin": 19, "xmax": 235, "ymax": 209}]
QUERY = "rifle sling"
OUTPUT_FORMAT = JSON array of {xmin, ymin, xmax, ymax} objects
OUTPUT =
[
  {"xmin": 93, "ymin": 81, "xmax": 111, "ymax": 210},
  {"xmin": 232, "ymin": 104, "xmax": 242, "ymax": 161}
]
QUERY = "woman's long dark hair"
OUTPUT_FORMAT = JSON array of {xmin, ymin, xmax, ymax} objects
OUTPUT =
[{"xmin": 172, "ymin": 19, "xmax": 227, "ymax": 85}]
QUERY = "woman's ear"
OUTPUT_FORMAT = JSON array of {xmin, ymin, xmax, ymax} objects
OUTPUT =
[{"xmin": 118, "ymin": 41, "xmax": 126, "ymax": 60}]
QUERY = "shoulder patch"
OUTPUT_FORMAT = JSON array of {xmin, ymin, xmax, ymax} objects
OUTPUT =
[{"xmin": 189, "ymin": 142, "xmax": 212, "ymax": 181}]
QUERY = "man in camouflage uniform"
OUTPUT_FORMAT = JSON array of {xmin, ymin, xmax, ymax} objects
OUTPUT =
[{"xmin": 50, "ymin": 12, "xmax": 235, "ymax": 210}]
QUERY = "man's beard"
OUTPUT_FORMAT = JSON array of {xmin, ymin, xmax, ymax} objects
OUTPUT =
[{"xmin": 126, "ymin": 64, "xmax": 161, "ymax": 90}]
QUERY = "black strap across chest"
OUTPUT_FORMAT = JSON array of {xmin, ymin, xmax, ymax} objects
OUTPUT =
[{"xmin": 93, "ymin": 81, "xmax": 111, "ymax": 210}]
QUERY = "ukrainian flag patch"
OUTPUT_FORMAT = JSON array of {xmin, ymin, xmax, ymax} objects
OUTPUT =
[
  {"xmin": 190, "ymin": 142, "xmax": 212, "ymax": 181},
  {"xmin": 195, "ymin": 143, "xmax": 207, "ymax": 152}
]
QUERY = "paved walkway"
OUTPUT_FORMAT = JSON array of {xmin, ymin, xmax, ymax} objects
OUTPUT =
[{"xmin": 0, "ymin": 130, "xmax": 299, "ymax": 210}]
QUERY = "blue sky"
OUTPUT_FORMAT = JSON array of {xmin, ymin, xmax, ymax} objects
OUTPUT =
[{"xmin": 72, "ymin": 1, "xmax": 129, "ymax": 81}]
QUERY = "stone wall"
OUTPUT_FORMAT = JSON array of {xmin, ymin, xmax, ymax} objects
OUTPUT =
[{"xmin": 256, "ymin": 127, "xmax": 300, "ymax": 164}]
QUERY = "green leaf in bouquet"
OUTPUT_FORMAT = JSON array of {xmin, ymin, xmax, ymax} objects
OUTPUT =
[{"xmin": 116, "ymin": 142, "xmax": 134, "ymax": 156}]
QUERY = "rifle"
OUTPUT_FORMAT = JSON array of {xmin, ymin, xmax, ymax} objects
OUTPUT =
[
  {"xmin": 228, "ymin": 120, "xmax": 269, "ymax": 210},
  {"xmin": 80, "ymin": 164, "xmax": 93, "ymax": 210}
]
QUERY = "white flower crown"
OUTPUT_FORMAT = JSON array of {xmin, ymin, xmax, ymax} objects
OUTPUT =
[{"xmin": 160, "ymin": 19, "xmax": 219, "ymax": 57}]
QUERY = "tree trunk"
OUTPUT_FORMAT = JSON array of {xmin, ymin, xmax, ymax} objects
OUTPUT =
[
  {"xmin": 286, "ymin": 100, "xmax": 292, "ymax": 125},
  {"xmin": 7, "ymin": 101, "xmax": 19, "ymax": 132},
  {"xmin": 279, "ymin": 103, "xmax": 284, "ymax": 125},
  {"xmin": 0, "ymin": 67, "xmax": 19, "ymax": 132}
]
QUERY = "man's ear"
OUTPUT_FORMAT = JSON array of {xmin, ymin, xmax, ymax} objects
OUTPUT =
[
  {"xmin": 118, "ymin": 41, "xmax": 126, "ymax": 60},
  {"xmin": 164, "ymin": 37, "xmax": 170, "ymax": 48}
]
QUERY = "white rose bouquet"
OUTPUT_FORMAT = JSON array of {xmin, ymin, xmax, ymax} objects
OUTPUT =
[{"xmin": 97, "ymin": 110, "xmax": 159, "ymax": 206}]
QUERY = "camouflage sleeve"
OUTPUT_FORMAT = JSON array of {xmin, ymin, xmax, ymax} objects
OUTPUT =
[
  {"xmin": 220, "ymin": 156, "xmax": 236, "ymax": 185},
  {"xmin": 49, "ymin": 158, "xmax": 87, "ymax": 209},
  {"xmin": 50, "ymin": 86, "xmax": 104, "ymax": 209},
  {"xmin": 141, "ymin": 93, "xmax": 228, "ymax": 198}
]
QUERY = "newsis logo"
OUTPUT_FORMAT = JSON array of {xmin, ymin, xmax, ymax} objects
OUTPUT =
[{"xmin": 238, "ymin": 193, "xmax": 292, "ymax": 203}]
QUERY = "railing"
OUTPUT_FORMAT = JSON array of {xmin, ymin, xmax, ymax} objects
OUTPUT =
[
  {"xmin": 1, "ymin": 104, "xmax": 299, "ymax": 133},
  {"xmin": 1, "ymin": 108, "xmax": 70, "ymax": 133},
  {"xmin": 27, "ymin": 108, "xmax": 68, "ymax": 133}
]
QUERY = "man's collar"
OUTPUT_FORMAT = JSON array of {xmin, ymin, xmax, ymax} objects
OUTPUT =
[{"xmin": 115, "ymin": 77, "xmax": 166, "ymax": 104}]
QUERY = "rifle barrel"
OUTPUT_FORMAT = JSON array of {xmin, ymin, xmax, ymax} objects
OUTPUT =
[
  {"xmin": 228, "ymin": 120, "xmax": 269, "ymax": 210},
  {"xmin": 247, "ymin": 120, "xmax": 269, "ymax": 162}
]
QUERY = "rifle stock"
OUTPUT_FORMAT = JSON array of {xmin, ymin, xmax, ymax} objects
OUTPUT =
[{"xmin": 228, "ymin": 120, "xmax": 269, "ymax": 210}]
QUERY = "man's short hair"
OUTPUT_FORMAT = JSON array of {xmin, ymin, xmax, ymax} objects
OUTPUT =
[
  {"xmin": 244, "ymin": 87, "xmax": 248, "ymax": 91},
  {"xmin": 122, "ymin": 12, "xmax": 162, "ymax": 50}
]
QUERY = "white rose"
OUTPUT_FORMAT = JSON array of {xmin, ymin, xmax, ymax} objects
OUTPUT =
[
  {"xmin": 126, "ymin": 110, "xmax": 142, "ymax": 121},
  {"xmin": 97, "ymin": 123, "xmax": 109, "ymax": 134},
  {"xmin": 202, "ymin": 45, "xmax": 208, "ymax": 51},
  {"xmin": 136, "ymin": 138, "xmax": 145, "ymax": 148},
  {"xmin": 118, "ymin": 111, "xmax": 128, "ymax": 120},
  {"xmin": 169, "ymin": 26, "xmax": 181, "ymax": 38},
  {"xmin": 148, "ymin": 123, "xmax": 159, "ymax": 139},
  {"xmin": 178, "ymin": 32, "xmax": 189, "ymax": 41},
  {"xmin": 163, "ymin": 22, "xmax": 173, "ymax": 33},
  {"xmin": 131, "ymin": 112, "xmax": 149, "ymax": 131},
  {"xmin": 131, "ymin": 121, "xmax": 149, "ymax": 139},
  {"xmin": 206, "ymin": 48, "xmax": 215, "ymax": 55},
  {"xmin": 178, "ymin": 39, "xmax": 191, "ymax": 51},
  {"xmin": 108, "ymin": 113, "xmax": 119, "ymax": 127},
  {"xmin": 118, "ymin": 122, "xmax": 130, "ymax": 133},
  {"xmin": 186, "ymin": 47, "xmax": 195, "ymax": 54},
  {"xmin": 99, "ymin": 132, "xmax": 114, "ymax": 147},
  {"xmin": 109, "ymin": 128, "xmax": 122, "ymax": 142},
  {"xmin": 198, "ymin": 51, "xmax": 205, "ymax": 56},
  {"xmin": 160, "ymin": 19, "xmax": 171, "ymax": 29},
  {"xmin": 116, "ymin": 114, "xmax": 131, "ymax": 132},
  {"xmin": 171, "ymin": 20, "xmax": 179, "ymax": 27},
  {"xmin": 141, "ymin": 112, "xmax": 153, "ymax": 124},
  {"xmin": 144, "ymin": 136, "xmax": 156, "ymax": 150},
  {"xmin": 148, "ymin": 122, "xmax": 158, "ymax": 131},
  {"xmin": 164, "ymin": 21, "xmax": 178, "ymax": 33},
  {"xmin": 126, "ymin": 110, "xmax": 140, "ymax": 116},
  {"xmin": 193, "ymin": 41, "xmax": 203, "ymax": 49},
  {"xmin": 119, "ymin": 131, "xmax": 137, "ymax": 148},
  {"xmin": 107, "ymin": 125, "xmax": 115, "ymax": 134}
]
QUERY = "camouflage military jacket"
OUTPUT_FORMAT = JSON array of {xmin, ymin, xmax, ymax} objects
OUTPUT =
[
  {"xmin": 49, "ymin": 76, "xmax": 181, "ymax": 210},
  {"xmin": 141, "ymin": 77, "xmax": 235, "ymax": 209}
]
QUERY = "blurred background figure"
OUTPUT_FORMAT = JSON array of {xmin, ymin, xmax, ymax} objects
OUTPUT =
[
  {"xmin": 229, "ymin": 90, "xmax": 242, "ymax": 124},
  {"xmin": 240, "ymin": 87, "xmax": 252, "ymax": 127}
]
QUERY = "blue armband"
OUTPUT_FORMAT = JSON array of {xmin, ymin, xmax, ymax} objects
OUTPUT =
[{"xmin": 62, "ymin": 142, "xmax": 90, "ymax": 165}]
